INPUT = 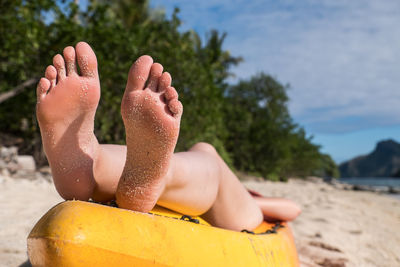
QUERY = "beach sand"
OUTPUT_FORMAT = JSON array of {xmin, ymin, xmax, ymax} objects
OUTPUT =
[
  {"xmin": 244, "ymin": 179, "xmax": 400, "ymax": 267},
  {"xmin": 1, "ymin": 174, "xmax": 399, "ymax": 267},
  {"xmin": 0, "ymin": 175, "xmax": 62, "ymax": 267}
]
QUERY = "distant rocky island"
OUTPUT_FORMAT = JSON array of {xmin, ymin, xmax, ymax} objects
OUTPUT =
[{"xmin": 339, "ymin": 139, "xmax": 400, "ymax": 178}]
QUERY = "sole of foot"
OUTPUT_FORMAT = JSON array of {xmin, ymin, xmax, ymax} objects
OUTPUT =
[
  {"xmin": 116, "ymin": 55, "xmax": 183, "ymax": 212},
  {"xmin": 36, "ymin": 42, "xmax": 100, "ymax": 200}
]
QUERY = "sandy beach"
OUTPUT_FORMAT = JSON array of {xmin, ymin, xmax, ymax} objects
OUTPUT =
[
  {"xmin": 245, "ymin": 179, "xmax": 400, "ymax": 266},
  {"xmin": 1, "ymin": 174, "xmax": 399, "ymax": 267}
]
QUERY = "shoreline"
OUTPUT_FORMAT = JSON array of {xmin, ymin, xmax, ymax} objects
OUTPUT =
[
  {"xmin": 329, "ymin": 177, "xmax": 400, "ymax": 200},
  {"xmin": 1, "ymin": 174, "xmax": 400, "ymax": 266},
  {"xmin": 333, "ymin": 178, "xmax": 400, "ymax": 195}
]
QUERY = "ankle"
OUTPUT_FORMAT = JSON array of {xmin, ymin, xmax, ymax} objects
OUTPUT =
[{"xmin": 163, "ymin": 156, "xmax": 175, "ymax": 189}]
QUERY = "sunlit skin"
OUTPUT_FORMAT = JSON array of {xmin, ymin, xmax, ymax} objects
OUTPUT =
[{"xmin": 36, "ymin": 42, "xmax": 301, "ymax": 231}]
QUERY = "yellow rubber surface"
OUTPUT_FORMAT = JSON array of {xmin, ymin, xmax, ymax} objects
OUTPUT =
[{"xmin": 28, "ymin": 201, "xmax": 299, "ymax": 267}]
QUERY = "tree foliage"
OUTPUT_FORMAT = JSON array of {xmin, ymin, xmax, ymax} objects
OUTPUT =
[
  {"xmin": 224, "ymin": 73, "xmax": 338, "ymax": 179},
  {"xmin": 0, "ymin": 0, "xmax": 338, "ymax": 178}
]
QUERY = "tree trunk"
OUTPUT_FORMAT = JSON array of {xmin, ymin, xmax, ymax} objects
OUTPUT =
[{"xmin": 0, "ymin": 78, "xmax": 38, "ymax": 104}]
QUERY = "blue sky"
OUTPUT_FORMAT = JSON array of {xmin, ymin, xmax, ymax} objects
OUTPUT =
[{"xmin": 149, "ymin": 0, "xmax": 400, "ymax": 163}]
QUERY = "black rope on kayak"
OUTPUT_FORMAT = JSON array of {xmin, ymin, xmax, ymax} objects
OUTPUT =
[
  {"xmin": 241, "ymin": 222, "xmax": 284, "ymax": 235},
  {"xmin": 180, "ymin": 215, "xmax": 200, "ymax": 224},
  {"xmin": 89, "ymin": 199, "xmax": 284, "ymax": 232},
  {"xmin": 241, "ymin": 229, "xmax": 255, "ymax": 234},
  {"xmin": 89, "ymin": 199, "xmax": 119, "ymax": 208},
  {"xmin": 88, "ymin": 199, "xmax": 203, "ymax": 226},
  {"xmin": 108, "ymin": 200, "xmax": 118, "ymax": 208},
  {"xmin": 264, "ymin": 222, "xmax": 284, "ymax": 234}
]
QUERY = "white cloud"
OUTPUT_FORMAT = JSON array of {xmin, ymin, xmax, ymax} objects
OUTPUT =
[{"xmin": 151, "ymin": 0, "xmax": 400, "ymax": 133}]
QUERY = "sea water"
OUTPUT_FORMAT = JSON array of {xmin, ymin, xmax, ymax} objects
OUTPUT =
[
  {"xmin": 340, "ymin": 177, "xmax": 400, "ymax": 199},
  {"xmin": 340, "ymin": 177, "xmax": 400, "ymax": 187}
]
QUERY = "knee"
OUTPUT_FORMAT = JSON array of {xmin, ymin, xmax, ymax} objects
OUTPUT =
[{"xmin": 190, "ymin": 142, "xmax": 218, "ymax": 155}]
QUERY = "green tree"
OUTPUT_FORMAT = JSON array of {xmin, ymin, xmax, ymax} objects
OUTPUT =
[
  {"xmin": 0, "ymin": 0, "xmax": 61, "ymax": 161},
  {"xmin": 224, "ymin": 73, "xmax": 292, "ymax": 177},
  {"xmin": 224, "ymin": 73, "xmax": 338, "ymax": 179}
]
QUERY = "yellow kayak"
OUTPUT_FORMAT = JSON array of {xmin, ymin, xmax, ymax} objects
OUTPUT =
[{"xmin": 28, "ymin": 200, "xmax": 299, "ymax": 266}]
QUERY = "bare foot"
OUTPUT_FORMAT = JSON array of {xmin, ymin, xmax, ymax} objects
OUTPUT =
[
  {"xmin": 116, "ymin": 56, "xmax": 183, "ymax": 212},
  {"xmin": 36, "ymin": 42, "xmax": 100, "ymax": 200}
]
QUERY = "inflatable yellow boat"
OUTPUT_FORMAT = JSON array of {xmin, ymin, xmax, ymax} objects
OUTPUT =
[{"xmin": 28, "ymin": 201, "xmax": 299, "ymax": 266}]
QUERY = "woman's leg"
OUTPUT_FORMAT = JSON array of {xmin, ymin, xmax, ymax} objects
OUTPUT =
[
  {"xmin": 36, "ymin": 42, "xmax": 271, "ymax": 231},
  {"xmin": 253, "ymin": 197, "xmax": 302, "ymax": 222},
  {"xmin": 92, "ymin": 141, "xmax": 264, "ymax": 231},
  {"xmin": 160, "ymin": 143, "xmax": 263, "ymax": 231},
  {"xmin": 92, "ymin": 143, "xmax": 301, "ymax": 226},
  {"xmin": 113, "ymin": 55, "xmax": 263, "ymax": 231}
]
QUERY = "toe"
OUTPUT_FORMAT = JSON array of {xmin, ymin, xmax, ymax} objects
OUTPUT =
[
  {"xmin": 36, "ymin": 78, "xmax": 51, "ymax": 101},
  {"xmin": 75, "ymin": 41, "xmax": 98, "ymax": 77},
  {"xmin": 126, "ymin": 55, "xmax": 153, "ymax": 92},
  {"xmin": 146, "ymin": 63, "xmax": 163, "ymax": 92},
  {"xmin": 168, "ymin": 99, "xmax": 183, "ymax": 116},
  {"xmin": 164, "ymin": 86, "xmax": 178, "ymax": 101},
  {"xmin": 45, "ymin": 65, "xmax": 57, "ymax": 89},
  {"xmin": 53, "ymin": 54, "xmax": 66, "ymax": 81},
  {"xmin": 63, "ymin": 46, "xmax": 77, "ymax": 76},
  {"xmin": 164, "ymin": 86, "xmax": 182, "ymax": 116},
  {"xmin": 158, "ymin": 72, "xmax": 171, "ymax": 93}
]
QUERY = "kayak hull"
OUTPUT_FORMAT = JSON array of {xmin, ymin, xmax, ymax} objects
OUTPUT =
[{"xmin": 28, "ymin": 201, "xmax": 299, "ymax": 266}]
